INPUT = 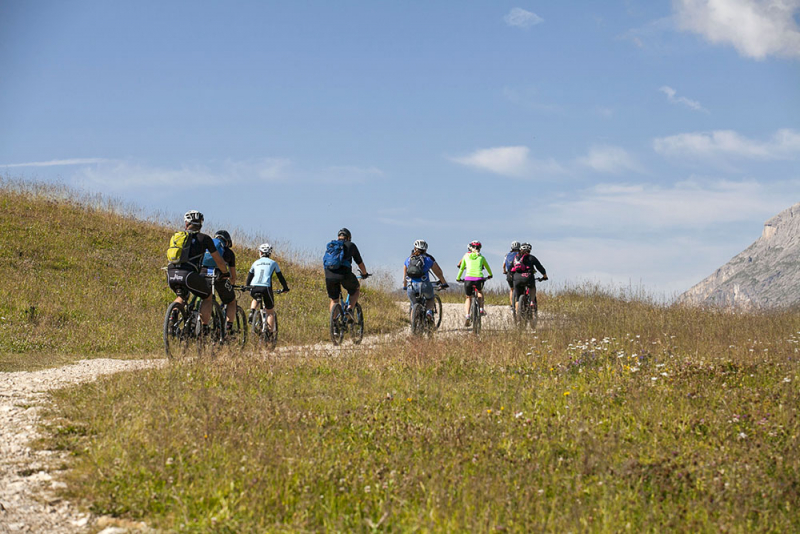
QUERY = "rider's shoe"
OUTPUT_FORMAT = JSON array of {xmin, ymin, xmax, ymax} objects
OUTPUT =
[
  {"xmin": 346, "ymin": 308, "xmax": 355, "ymax": 324},
  {"xmin": 464, "ymin": 315, "xmax": 471, "ymax": 327},
  {"xmin": 247, "ymin": 310, "xmax": 255, "ymax": 324},
  {"xmin": 426, "ymin": 310, "xmax": 434, "ymax": 322},
  {"xmin": 480, "ymin": 308, "xmax": 486, "ymax": 316}
]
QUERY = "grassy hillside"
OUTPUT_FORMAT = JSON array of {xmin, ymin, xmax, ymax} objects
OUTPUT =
[
  {"xmin": 0, "ymin": 180, "xmax": 405, "ymax": 371},
  {"xmin": 44, "ymin": 289, "xmax": 800, "ymax": 532}
]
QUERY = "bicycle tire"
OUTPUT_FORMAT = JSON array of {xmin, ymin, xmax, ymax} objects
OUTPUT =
[
  {"xmin": 516, "ymin": 294, "xmax": 529, "ymax": 330},
  {"xmin": 531, "ymin": 292, "xmax": 539, "ymax": 330},
  {"xmin": 268, "ymin": 312, "xmax": 279, "ymax": 350},
  {"xmin": 471, "ymin": 297, "xmax": 481, "ymax": 335},
  {"xmin": 410, "ymin": 303, "xmax": 426, "ymax": 337},
  {"xmin": 198, "ymin": 300, "xmax": 226, "ymax": 356},
  {"xmin": 433, "ymin": 294, "xmax": 443, "ymax": 330},
  {"xmin": 351, "ymin": 303, "xmax": 364, "ymax": 344},
  {"xmin": 234, "ymin": 306, "xmax": 248, "ymax": 347},
  {"xmin": 330, "ymin": 304, "xmax": 345, "ymax": 346},
  {"xmin": 164, "ymin": 302, "xmax": 188, "ymax": 360}
]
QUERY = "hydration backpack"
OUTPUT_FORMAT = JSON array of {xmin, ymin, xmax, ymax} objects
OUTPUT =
[
  {"xmin": 406, "ymin": 255, "xmax": 426, "ymax": 278},
  {"xmin": 511, "ymin": 253, "xmax": 531, "ymax": 273},
  {"xmin": 202, "ymin": 237, "xmax": 227, "ymax": 269},
  {"xmin": 167, "ymin": 231, "xmax": 191, "ymax": 265},
  {"xmin": 323, "ymin": 240, "xmax": 351, "ymax": 270}
]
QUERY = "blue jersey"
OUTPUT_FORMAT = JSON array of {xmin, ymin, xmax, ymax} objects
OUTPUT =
[
  {"xmin": 249, "ymin": 257, "xmax": 281, "ymax": 287},
  {"xmin": 504, "ymin": 251, "xmax": 517, "ymax": 272},
  {"xmin": 404, "ymin": 254, "xmax": 436, "ymax": 282}
]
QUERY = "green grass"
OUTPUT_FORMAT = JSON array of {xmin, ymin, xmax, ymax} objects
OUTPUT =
[
  {"xmin": 0, "ymin": 178, "xmax": 405, "ymax": 371},
  {"xmin": 43, "ymin": 289, "xmax": 800, "ymax": 532}
]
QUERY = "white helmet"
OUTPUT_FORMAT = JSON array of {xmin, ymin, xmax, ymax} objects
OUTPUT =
[
  {"xmin": 520, "ymin": 242, "xmax": 532, "ymax": 253},
  {"xmin": 413, "ymin": 239, "xmax": 428, "ymax": 251},
  {"xmin": 511, "ymin": 241, "xmax": 521, "ymax": 251},
  {"xmin": 258, "ymin": 243, "xmax": 273, "ymax": 257},
  {"xmin": 184, "ymin": 210, "xmax": 204, "ymax": 228}
]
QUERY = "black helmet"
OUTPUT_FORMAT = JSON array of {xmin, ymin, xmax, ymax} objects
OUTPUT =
[
  {"xmin": 338, "ymin": 227, "xmax": 351, "ymax": 240},
  {"xmin": 214, "ymin": 230, "xmax": 232, "ymax": 247}
]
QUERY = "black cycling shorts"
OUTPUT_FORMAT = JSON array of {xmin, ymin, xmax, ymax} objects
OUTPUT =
[
  {"xmin": 325, "ymin": 272, "xmax": 360, "ymax": 300},
  {"xmin": 506, "ymin": 273, "xmax": 513, "ymax": 289},
  {"xmin": 167, "ymin": 268, "xmax": 211, "ymax": 300},
  {"xmin": 512, "ymin": 273, "xmax": 536, "ymax": 298},
  {"xmin": 463, "ymin": 279, "xmax": 484, "ymax": 297},
  {"xmin": 215, "ymin": 277, "xmax": 236, "ymax": 305},
  {"xmin": 250, "ymin": 286, "xmax": 275, "ymax": 310}
]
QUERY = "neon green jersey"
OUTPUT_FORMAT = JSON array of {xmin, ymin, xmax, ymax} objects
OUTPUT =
[{"xmin": 457, "ymin": 252, "xmax": 492, "ymax": 280}]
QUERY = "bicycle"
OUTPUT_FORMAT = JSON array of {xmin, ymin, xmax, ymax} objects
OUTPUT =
[
  {"xmin": 457, "ymin": 277, "xmax": 489, "ymax": 335},
  {"xmin": 513, "ymin": 276, "xmax": 546, "ymax": 330},
  {"xmin": 407, "ymin": 280, "xmax": 446, "ymax": 337},
  {"xmin": 330, "ymin": 274, "xmax": 368, "ymax": 346},
  {"xmin": 238, "ymin": 286, "xmax": 285, "ymax": 351},
  {"xmin": 163, "ymin": 268, "xmax": 226, "ymax": 360}
]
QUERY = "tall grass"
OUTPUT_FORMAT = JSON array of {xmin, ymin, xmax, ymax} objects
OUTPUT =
[
  {"xmin": 44, "ymin": 288, "xmax": 800, "ymax": 532},
  {"xmin": 0, "ymin": 178, "xmax": 405, "ymax": 371}
]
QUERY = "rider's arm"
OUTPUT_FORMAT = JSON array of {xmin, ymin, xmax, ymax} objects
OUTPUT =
[
  {"xmin": 402, "ymin": 265, "xmax": 408, "ymax": 288},
  {"xmin": 531, "ymin": 256, "xmax": 547, "ymax": 278},
  {"xmin": 229, "ymin": 266, "xmax": 237, "ymax": 286},
  {"xmin": 456, "ymin": 255, "xmax": 466, "ymax": 280},
  {"xmin": 430, "ymin": 262, "xmax": 446, "ymax": 284},
  {"xmin": 245, "ymin": 270, "xmax": 254, "ymax": 286},
  {"xmin": 482, "ymin": 256, "xmax": 493, "ymax": 277},
  {"xmin": 275, "ymin": 271, "xmax": 289, "ymax": 291},
  {"xmin": 211, "ymin": 251, "xmax": 230, "ymax": 275}
]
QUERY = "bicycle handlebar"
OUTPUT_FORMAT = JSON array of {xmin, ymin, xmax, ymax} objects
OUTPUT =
[{"xmin": 234, "ymin": 285, "xmax": 287, "ymax": 295}]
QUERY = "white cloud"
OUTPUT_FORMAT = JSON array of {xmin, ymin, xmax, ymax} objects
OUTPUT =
[
  {"xmin": 0, "ymin": 158, "xmax": 109, "ymax": 168},
  {"xmin": 654, "ymin": 128, "xmax": 800, "ymax": 160},
  {"xmin": 548, "ymin": 179, "xmax": 795, "ymax": 230},
  {"xmin": 504, "ymin": 8, "xmax": 544, "ymax": 28},
  {"xmin": 659, "ymin": 86, "xmax": 709, "ymax": 113},
  {"xmin": 577, "ymin": 145, "xmax": 645, "ymax": 174},
  {"xmin": 74, "ymin": 158, "xmax": 292, "ymax": 189},
  {"xmin": 449, "ymin": 146, "xmax": 565, "ymax": 178},
  {"xmin": 673, "ymin": 0, "xmax": 800, "ymax": 59}
]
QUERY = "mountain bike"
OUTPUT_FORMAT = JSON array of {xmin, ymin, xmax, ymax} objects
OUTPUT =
[
  {"xmin": 330, "ymin": 274, "xmax": 368, "ymax": 346},
  {"xmin": 163, "ymin": 269, "xmax": 226, "ymax": 360},
  {"xmin": 238, "ymin": 286, "xmax": 285, "ymax": 351},
  {"xmin": 513, "ymin": 276, "xmax": 546, "ymax": 330},
  {"xmin": 408, "ymin": 280, "xmax": 446, "ymax": 337},
  {"xmin": 457, "ymin": 277, "xmax": 489, "ymax": 335}
]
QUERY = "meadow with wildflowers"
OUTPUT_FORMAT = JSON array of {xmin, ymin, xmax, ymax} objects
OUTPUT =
[{"xmin": 44, "ymin": 290, "xmax": 800, "ymax": 532}]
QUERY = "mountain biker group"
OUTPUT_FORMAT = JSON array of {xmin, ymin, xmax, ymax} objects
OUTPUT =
[{"xmin": 167, "ymin": 210, "xmax": 548, "ymax": 336}]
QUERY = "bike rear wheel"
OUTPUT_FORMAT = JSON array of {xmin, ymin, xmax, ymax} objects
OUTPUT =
[
  {"xmin": 471, "ymin": 297, "xmax": 481, "ymax": 335},
  {"xmin": 515, "ymin": 294, "xmax": 529, "ymax": 330},
  {"xmin": 351, "ymin": 303, "xmax": 364, "ymax": 344},
  {"xmin": 410, "ymin": 303, "xmax": 426, "ymax": 337},
  {"xmin": 330, "ymin": 304, "xmax": 345, "ymax": 346},
  {"xmin": 234, "ymin": 306, "xmax": 248, "ymax": 347},
  {"xmin": 164, "ymin": 302, "xmax": 189, "ymax": 360}
]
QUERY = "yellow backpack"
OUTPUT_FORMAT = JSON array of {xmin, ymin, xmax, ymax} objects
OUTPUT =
[{"xmin": 166, "ymin": 231, "xmax": 191, "ymax": 265}]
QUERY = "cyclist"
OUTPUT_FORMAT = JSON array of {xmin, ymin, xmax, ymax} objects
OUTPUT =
[
  {"xmin": 166, "ymin": 210, "xmax": 231, "ymax": 333},
  {"xmin": 402, "ymin": 239, "xmax": 449, "ymax": 321},
  {"xmin": 455, "ymin": 240, "xmax": 493, "ymax": 326},
  {"xmin": 502, "ymin": 241, "xmax": 521, "ymax": 311},
  {"xmin": 510, "ymin": 242, "xmax": 548, "ymax": 310},
  {"xmin": 324, "ymin": 228, "xmax": 370, "ymax": 319},
  {"xmin": 201, "ymin": 230, "xmax": 238, "ymax": 337},
  {"xmin": 246, "ymin": 243, "xmax": 290, "ymax": 334}
]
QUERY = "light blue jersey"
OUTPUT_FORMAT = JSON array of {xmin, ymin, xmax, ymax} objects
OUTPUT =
[{"xmin": 249, "ymin": 257, "xmax": 281, "ymax": 287}]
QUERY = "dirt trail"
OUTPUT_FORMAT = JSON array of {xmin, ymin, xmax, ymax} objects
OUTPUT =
[{"xmin": 0, "ymin": 303, "xmax": 531, "ymax": 532}]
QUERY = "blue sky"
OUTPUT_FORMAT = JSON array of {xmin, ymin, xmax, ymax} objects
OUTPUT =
[{"xmin": 2, "ymin": 0, "xmax": 799, "ymax": 297}]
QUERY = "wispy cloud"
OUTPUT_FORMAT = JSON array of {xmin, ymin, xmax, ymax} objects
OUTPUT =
[
  {"xmin": 0, "ymin": 158, "xmax": 110, "ymax": 168},
  {"xmin": 654, "ymin": 128, "xmax": 800, "ymax": 161},
  {"xmin": 577, "ymin": 145, "xmax": 645, "ymax": 174},
  {"xmin": 673, "ymin": 0, "xmax": 800, "ymax": 59},
  {"xmin": 617, "ymin": 16, "xmax": 676, "ymax": 49},
  {"xmin": 659, "ymin": 86, "xmax": 709, "ymax": 113},
  {"xmin": 449, "ymin": 146, "xmax": 565, "ymax": 178},
  {"xmin": 504, "ymin": 8, "xmax": 544, "ymax": 29}
]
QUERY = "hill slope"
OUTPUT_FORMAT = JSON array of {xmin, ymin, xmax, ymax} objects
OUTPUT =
[
  {"xmin": 681, "ymin": 202, "xmax": 800, "ymax": 308},
  {"xmin": 0, "ymin": 180, "xmax": 404, "ymax": 368}
]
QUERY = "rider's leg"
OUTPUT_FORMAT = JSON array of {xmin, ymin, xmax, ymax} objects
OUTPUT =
[
  {"xmin": 226, "ymin": 301, "xmax": 236, "ymax": 325},
  {"xmin": 476, "ymin": 289, "xmax": 484, "ymax": 310},
  {"xmin": 265, "ymin": 308, "xmax": 276, "ymax": 331},
  {"xmin": 200, "ymin": 296, "xmax": 212, "ymax": 325}
]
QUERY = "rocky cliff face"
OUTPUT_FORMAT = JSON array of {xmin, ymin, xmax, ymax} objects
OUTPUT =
[{"xmin": 680, "ymin": 202, "xmax": 800, "ymax": 308}]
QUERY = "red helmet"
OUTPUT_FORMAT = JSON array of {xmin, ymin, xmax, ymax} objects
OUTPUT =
[{"xmin": 469, "ymin": 241, "xmax": 482, "ymax": 250}]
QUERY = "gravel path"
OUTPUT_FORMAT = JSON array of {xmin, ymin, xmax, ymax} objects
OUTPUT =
[
  {"xmin": 0, "ymin": 358, "xmax": 163, "ymax": 533},
  {"xmin": 0, "ymin": 303, "xmax": 531, "ymax": 532}
]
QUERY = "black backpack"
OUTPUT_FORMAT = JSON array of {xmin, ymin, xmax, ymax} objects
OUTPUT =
[{"xmin": 406, "ymin": 255, "xmax": 425, "ymax": 278}]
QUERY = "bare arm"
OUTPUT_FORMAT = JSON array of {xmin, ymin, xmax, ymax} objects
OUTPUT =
[
  {"xmin": 402, "ymin": 265, "xmax": 408, "ymax": 288},
  {"xmin": 229, "ymin": 266, "xmax": 237, "ymax": 286},
  {"xmin": 430, "ymin": 262, "xmax": 446, "ymax": 284}
]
